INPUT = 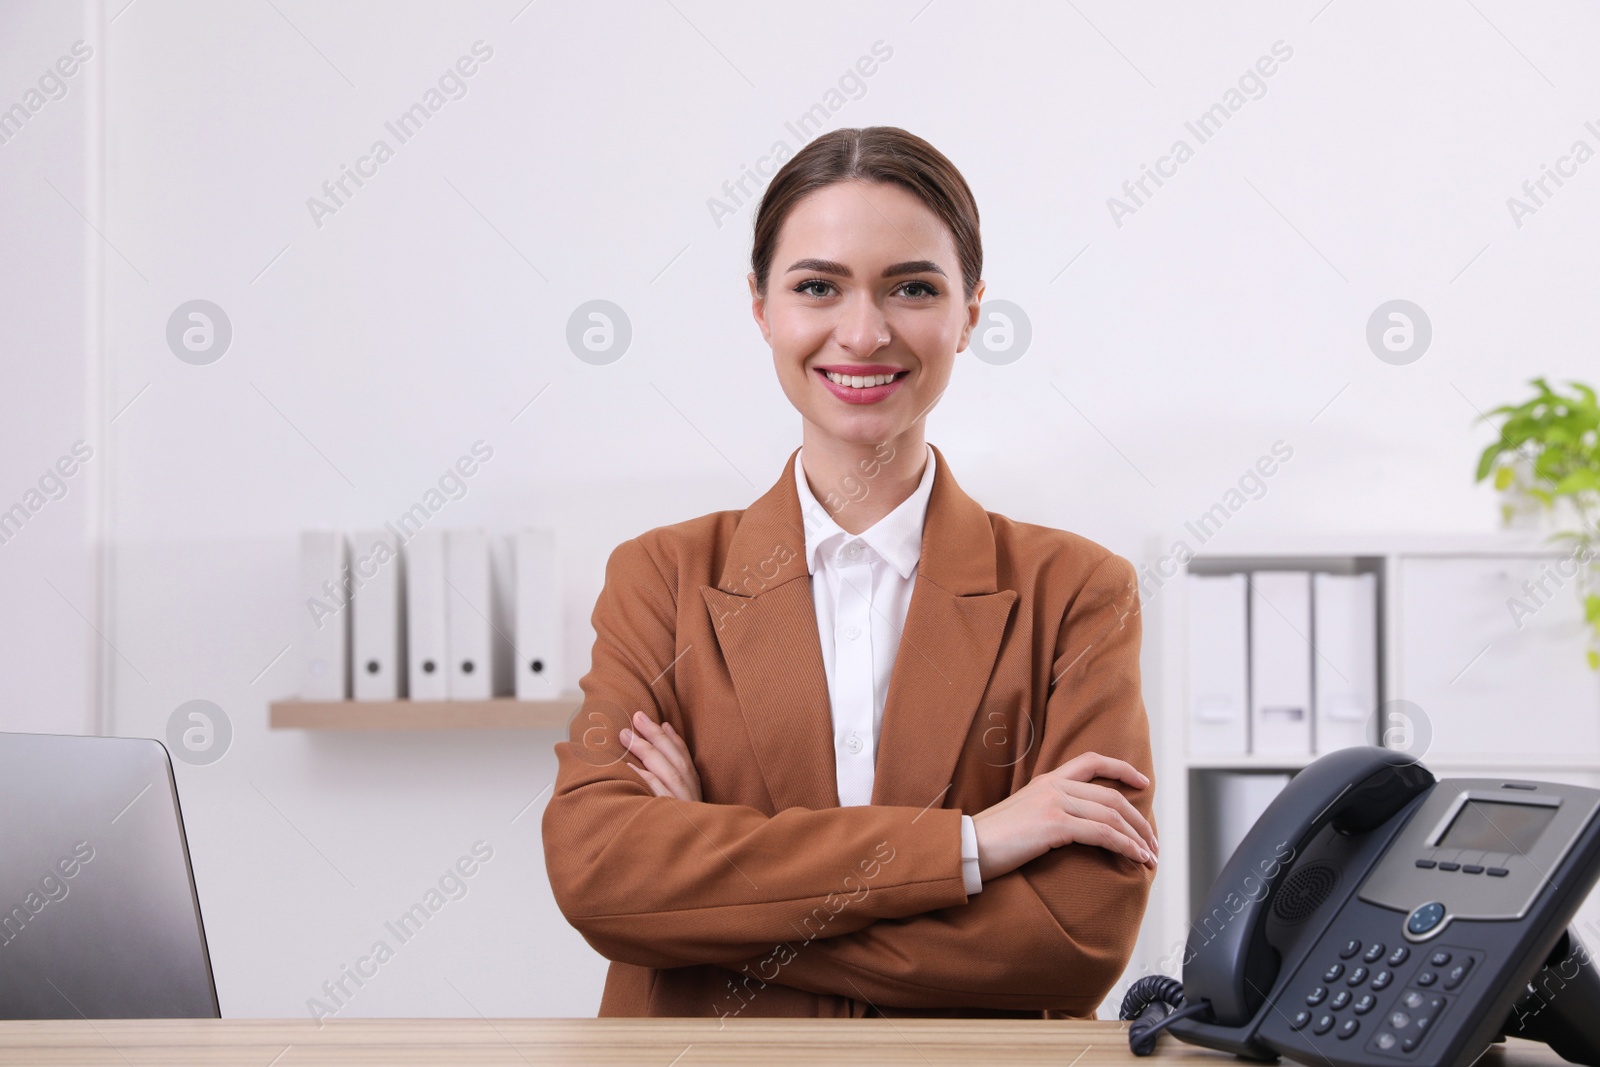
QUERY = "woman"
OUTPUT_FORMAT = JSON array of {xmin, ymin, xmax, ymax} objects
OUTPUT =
[{"xmin": 542, "ymin": 126, "xmax": 1158, "ymax": 1020}]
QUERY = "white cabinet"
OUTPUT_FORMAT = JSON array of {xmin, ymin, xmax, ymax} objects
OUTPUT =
[{"xmin": 1396, "ymin": 555, "xmax": 1599, "ymax": 760}]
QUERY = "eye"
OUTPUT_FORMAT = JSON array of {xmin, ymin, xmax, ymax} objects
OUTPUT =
[
  {"xmin": 794, "ymin": 278, "xmax": 835, "ymax": 299},
  {"xmin": 898, "ymin": 280, "xmax": 939, "ymax": 299}
]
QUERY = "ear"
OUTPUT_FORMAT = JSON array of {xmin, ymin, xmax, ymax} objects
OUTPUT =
[
  {"xmin": 956, "ymin": 279, "xmax": 986, "ymax": 353},
  {"xmin": 748, "ymin": 271, "xmax": 771, "ymax": 343}
]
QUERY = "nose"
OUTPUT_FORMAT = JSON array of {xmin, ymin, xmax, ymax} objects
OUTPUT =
[{"xmin": 834, "ymin": 292, "xmax": 890, "ymax": 357}]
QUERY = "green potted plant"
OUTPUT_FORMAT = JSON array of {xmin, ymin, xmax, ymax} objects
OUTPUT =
[{"xmin": 1474, "ymin": 377, "xmax": 1600, "ymax": 669}]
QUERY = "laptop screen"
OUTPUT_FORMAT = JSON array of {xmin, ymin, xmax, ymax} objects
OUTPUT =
[{"xmin": 0, "ymin": 732, "xmax": 219, "ymax": 1019}]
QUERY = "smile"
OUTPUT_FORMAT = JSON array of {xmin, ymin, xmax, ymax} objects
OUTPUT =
[{"xmin": 814, "ymin": 368, "xmax": 909, "ymax": 405}]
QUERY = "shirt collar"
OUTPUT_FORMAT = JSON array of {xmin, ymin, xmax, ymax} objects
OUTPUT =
[{"xmin": 794, "ymin": 443, "xmax": 936, "ymax": 581}]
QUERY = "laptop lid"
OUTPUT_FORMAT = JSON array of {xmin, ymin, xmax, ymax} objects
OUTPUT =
[{"xmin": 0, "ymin": 732, "xmax": 219, "ymax": 1018}]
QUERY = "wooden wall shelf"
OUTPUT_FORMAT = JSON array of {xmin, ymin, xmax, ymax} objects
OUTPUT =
[{"xmin": 269, "ymin": 697, "xmax": 581, "ymax": 731}]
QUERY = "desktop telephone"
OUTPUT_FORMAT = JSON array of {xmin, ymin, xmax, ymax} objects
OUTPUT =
[{"xmin": 1120, "ymin": 746, "xmax": 1600, "ymax": 1066}]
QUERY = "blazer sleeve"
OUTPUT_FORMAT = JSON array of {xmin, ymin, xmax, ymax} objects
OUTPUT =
[
  {"xmin": 541, "ymin": 536, "xmax": 972, "ymax": 970},
  {"xmin": 725, "ymin": 553, "xmax": 1157, "ymax": 1015}
]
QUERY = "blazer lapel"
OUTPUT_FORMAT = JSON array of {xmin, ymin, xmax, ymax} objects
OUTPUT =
[
  {"xmin": 870, "ymin": 444, "xmax": 1017, "ymax": 808},
  {"xmin": 700, "ymin": 443, "xmax": 1017, "ymax": 815},
  {"xmin": 701, "ymin": 447, "xmax": 839, "ymax": 811}
]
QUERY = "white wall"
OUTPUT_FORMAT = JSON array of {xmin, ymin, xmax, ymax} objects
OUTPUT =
[
  {"xmin": 0, "ymin": 0, "xmax": 98, "ymax": 738},
  {"xmin": 5, "ymin": 0, "xmax": 1599, "ymax": 1019}
]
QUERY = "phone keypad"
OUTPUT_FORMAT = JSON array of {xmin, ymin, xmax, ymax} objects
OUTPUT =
[
  {"xmin": 1285, "ymin": 939, "xmax": 1482, "ymax": 1059},
  {"xmin": 1365, "ymin": 947, "xmax": 1482, "ymax": 1058}
]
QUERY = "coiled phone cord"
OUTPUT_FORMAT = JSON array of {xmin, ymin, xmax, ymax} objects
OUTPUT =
[{"xmin": 1118, "ymin": 975, "xmax": 1212, "ymax": 1056}]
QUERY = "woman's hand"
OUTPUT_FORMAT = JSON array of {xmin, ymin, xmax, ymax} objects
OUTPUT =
[
  {"xmin": 971, "ymin": 751, "xmax": 1157, "ymax": 881},
  {"xmin": 619, "ymin": 710, "xmax": 702, "ymax": 802}
]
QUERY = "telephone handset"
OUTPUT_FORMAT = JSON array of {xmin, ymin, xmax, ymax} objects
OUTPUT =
[{"xmin": 1123, "ymin": 746, "xmax": 1600, "ymax": 1066}]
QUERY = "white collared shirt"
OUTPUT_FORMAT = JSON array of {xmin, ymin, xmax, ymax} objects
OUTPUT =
[{"xmin": 795, "ymin": 443, "xmax": 982, "ymax": 896}]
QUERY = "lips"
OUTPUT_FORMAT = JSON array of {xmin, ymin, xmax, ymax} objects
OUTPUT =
[{"xmin": 814, "ymin": 367, "xmax": 908, "ymax": 406}]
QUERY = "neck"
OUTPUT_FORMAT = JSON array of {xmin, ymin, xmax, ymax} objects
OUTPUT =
[{"xmin": 798, "ymin": 426, "xmax": 929, "ymax": 536}]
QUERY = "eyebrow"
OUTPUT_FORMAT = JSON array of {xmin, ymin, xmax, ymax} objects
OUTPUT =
[{"xmin": 784, "ymin": 258, "xmax": 947, "ymax": 279}]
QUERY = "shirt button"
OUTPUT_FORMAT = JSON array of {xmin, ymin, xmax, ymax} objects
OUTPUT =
[
  {"xmin": 844, "ymin": 625, "xmax": 861, "ymax": 640},
  {"xmin": 845, "ymin": 542, "xmax": 863, "ymax": 559},
  {"xmin": 844, "ymin": 733, "xmax": 863, "ymax": 754}
]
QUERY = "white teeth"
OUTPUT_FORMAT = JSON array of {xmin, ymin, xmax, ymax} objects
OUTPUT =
[{"xmin": 825, "ymin": 371, "xmax": 900, "ymax": 388}]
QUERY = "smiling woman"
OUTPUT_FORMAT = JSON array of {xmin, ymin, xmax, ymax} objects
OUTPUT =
[{"xmin": 542, "ymin": 126, "xmax": 1159, "ymax": 1020}]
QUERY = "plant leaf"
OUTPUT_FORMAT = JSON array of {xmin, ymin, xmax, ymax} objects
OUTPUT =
[{"xmin": 1557, "ymin": 470, "xmax": 1600, "ymax": 494}]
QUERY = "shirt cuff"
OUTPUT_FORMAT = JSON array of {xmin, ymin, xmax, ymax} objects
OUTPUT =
[{"xmin": 960, "ymin": 814, "xmax": 983, "ymax": 895}]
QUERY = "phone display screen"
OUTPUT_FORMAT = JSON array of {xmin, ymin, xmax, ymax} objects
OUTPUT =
[{"xmin": 1438, "ymin": 799, "xmax": 1557, "ymax": 852}]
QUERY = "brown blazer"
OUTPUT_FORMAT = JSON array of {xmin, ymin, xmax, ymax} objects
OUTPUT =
[{"xmin": 542, "ymin": 443, "xmax": 1156, "ymax": 1019}]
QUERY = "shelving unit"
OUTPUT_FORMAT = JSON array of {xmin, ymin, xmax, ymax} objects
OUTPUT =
[
  {"xmin": 269, "ymin": 697, "xmax": 582, "ymax": 731},
  {"xmin": 1144, "ymin": 530, "xmax": 1600, "ymax": 978},
  {"xmin": 1184, "ymin": 753, "xmax": 1318, "ymax": 770}
]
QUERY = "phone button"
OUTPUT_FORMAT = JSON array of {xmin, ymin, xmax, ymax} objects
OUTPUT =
[
  {"xmin": 1354, "ymin": 994, "xmax": 1377, "ymax": 1015},
  {"xmin": 1462, "ymin": 864, "xmax": 1484, "ymax": 874},
  {"xmin": 1371, "ymin": 970, "xmax": 1393, "ymax": 991},
  {"xmin": 1444, "ymin": 960, "xmax": 1474, "ymax": 990},
  {"xmin": 1340, "ymin": 938, "xmax": 1363, "ymax": 959},
  {"xmin": 1330, "ymin": 990, "xmax": 1352, "ymax": 1010},
  {"xmin": 1306, "ymin": 986, "xmax": 1328, "ymax": 1006},
  {"xmin": 1290, "ymin": 1009, "xmax": 1312, "ymax": 1030},
  {"xmin": 1337, "ymin": 1018, "xmax": 1360, "ymax": 1040},
  {"xmin": 1387, "ymin": 945, "xmax": 1410, "ymax": 966},
  {"xmin": 1415, "ymin": 858, "xmax": 1437, "ymax": 868},
  {"xmin": 1429, "ymin": 951, "xmax": 1451, "ymax": 966},
  {"xmin": 1417, "ymin": 971, "xmax": 1438, "ymax": 987},
  {"xmin": 1313, "ymin": 1014, "xmax": 1336, "ymax": 1035},
  {"xmin": 1323, "ymin": 963, "xmax": 1345, "ymax": 982},
  {"xmin": 1438, "ymin": 861, "xmax": 1461, "ymax": 871},
  {"xmin": 1363, "ymin": 943, "xmax": 1386, "ymax": 963},
  {"xmin": 1346, "ymin": 966, "xmax": 1369, "ymax": 986},
  {"xmin": 1488, "ymin": 867, "xmax": 1509, "ymax": 877},
  {"xmin": 1406, "ymin": 901, "xmax": 1447, "ymax": 935}
]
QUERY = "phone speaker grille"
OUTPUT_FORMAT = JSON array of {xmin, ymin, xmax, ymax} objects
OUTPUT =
[{"xmin": 1271, "ymin": 863, "xmax": 1340, "ymax": 924}]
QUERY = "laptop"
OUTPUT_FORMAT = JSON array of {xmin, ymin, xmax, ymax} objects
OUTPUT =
[{"xmin": 0, "ymin": 732, "xmax": 220, "ymax": 1018}]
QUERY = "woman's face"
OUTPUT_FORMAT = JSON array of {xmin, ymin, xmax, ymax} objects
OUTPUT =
[{"xmin": 749, "ymin": 179, "xmax": 983, "ymax": 450}]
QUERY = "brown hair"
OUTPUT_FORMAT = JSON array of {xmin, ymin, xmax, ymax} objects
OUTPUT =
[{"xmin": 749, "ymin": 126, "xmax": 982, "ymax": 302}]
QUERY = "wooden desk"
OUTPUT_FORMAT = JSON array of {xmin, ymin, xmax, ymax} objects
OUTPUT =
[{"xmin": 0, "ymin": 1018, "xmax": 1571, "ymax": 1066}]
